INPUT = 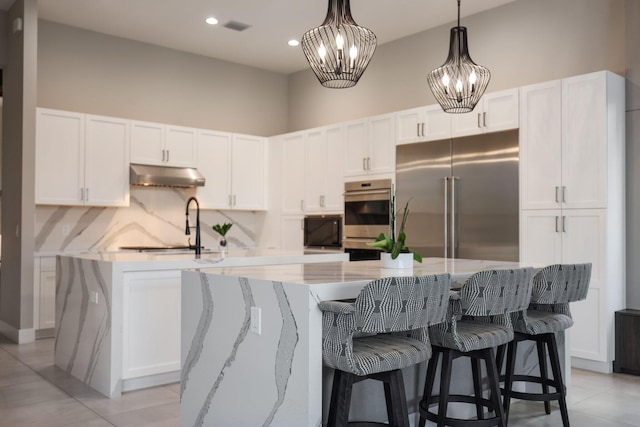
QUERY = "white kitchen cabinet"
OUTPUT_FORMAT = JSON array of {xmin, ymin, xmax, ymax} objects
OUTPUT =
[
  {"xmin": 396, "ymin": 104, "xmax": 451, "ymax": 145},
  {"xmin": 122, "ymin": 270, "xmax": 181, "ymax": 380},
  {"xmin": 281, "ymin": 215, "xmax": 305, "ymax": 250},
  {"xmin": 344, "ymin": 113, "xmax": 395, "ymax": 178},
  {"xmin": 282, "ymin": 132, "xmax": 307, "ymax": 214},
  {"xmin": 521, "ymin": 74, "xmax": 613, "ymax": 210},
  {"xmin": 197, "ymin": 131, "xmax": 267, "ymax": 210},
  {"xmin": 36, "ymin": 109, "xmax": 130, "ymax": 206},
  {"xmin": 452, "ymin": 88, "xmax": 519, "ymax": 137},
  {"xmin": 231, "ymin": 134, "xmax": 267, "ymax": 210},
  {"xmin": 196, "ymin": 130, "xmax": 232, "ymax": 209},
  {"xmin": 519, "ymin": 70, "xmax": 625, "ymax": 372},
  {"xmin": 130, "ymin": 120, "xmax": 197, "ymax": 167},
  {"xmin": 305, "ymin": 124, "xmax": 344, "ymax": 212}
]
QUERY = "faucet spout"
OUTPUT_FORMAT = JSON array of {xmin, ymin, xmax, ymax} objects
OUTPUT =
[{"xmin": 185, "ymin": 196, "xmax": 201, "ymax": 255}]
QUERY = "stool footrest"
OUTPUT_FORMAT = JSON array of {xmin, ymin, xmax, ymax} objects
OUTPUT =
[{"xmin": 420, "ymin": 397, "xmax": 502, "ymax": 427}]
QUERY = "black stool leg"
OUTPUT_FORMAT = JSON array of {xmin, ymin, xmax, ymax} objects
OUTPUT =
[
  {"xmin": 484, "ymin": 347, "xmax": 507, "ymax": 427},
  {"xmin": 546, "ymin": 334, "xmax": 570, "ymax": 427},
  {"xmin": 327, "ymin": 370, "xmax": 355, "ymax": 427},
  {"xmin": 385, "ymin": 370, "xmax": 409, "ymax": 427},
  {"xmin": 503, "ymin": 339, "xmax": 518, "ymax": 424},
  {"xmin": 437, "ymin": 349, "xmax": 453, "ymax": 427},
  {"xmin": 418, "ymin": 350, "xmax": 440, "ymax": 427},
  {"xmin": 471, "ymin": 357, "xmax": 484, "ymax": 419},
  {"xmin": 496, "ymin": 343, "xmax": 506, "ymax": 375},
  {"xmin": 536, "ymin": 339, "xmax": 551, "ymax": 414}
]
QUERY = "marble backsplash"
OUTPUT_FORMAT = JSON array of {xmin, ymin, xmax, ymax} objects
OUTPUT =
[{"xmin": 35, "ymin": 187, "xmax": 259, "ymax": 254}]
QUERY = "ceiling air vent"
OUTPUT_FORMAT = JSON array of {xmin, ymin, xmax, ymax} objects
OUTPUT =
[{"xmin": 223, "ymin": 21, "xmax": 251, "ymax": 32}]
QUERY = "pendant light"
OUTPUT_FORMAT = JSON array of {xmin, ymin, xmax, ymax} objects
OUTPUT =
[
  {"xmin": 428, "ymin": 0, "xmax": 491, "ymax": 113},
  {"xmin": 301, "ymin": 0, "xmax": 377, "ymax": 89}
]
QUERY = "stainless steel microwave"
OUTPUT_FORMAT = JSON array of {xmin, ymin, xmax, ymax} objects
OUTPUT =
[{"xmin": 303, "ymin": 215, "xmax": 342, "ymax": 248}]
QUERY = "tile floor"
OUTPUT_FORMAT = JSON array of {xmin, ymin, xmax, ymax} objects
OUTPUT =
[{"xmin": 1, "ymin": 335, "xmax": 639, "ymax": 426}]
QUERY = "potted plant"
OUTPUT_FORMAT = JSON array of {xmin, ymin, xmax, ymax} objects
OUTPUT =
[
  {"xmin": 367, "ymin": 193, "xmax": 422, "ymax": 268},
  {"xmin": 212, "ymin": 222, "xmax": 233, "ymax": 254}
]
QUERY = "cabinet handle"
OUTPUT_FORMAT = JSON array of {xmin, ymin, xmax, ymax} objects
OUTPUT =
[
  {"xmin": 562, "ymin": 216, "xmax": 566, "ymax": 233},
  {"xmin": 320, "ymin": 195, "xmax": 325, "ymax": 208},
  {"xmin": 421, "ymin": 122, "xmax": 425, "ymax": 137},
  {"xmin": 301, "ymin": 200, "xmax": 305, "ymax": 211},
  {"xmin": 233, "ymin": 195, "xmax": 236, "ymax": 206},
  {"xmin": 80, "ymin": 188, "xmax": 84, "ymax": 201},
  {"xmin": 483, "ymin": 112, "xmax": 487, "ymax": 127},
  {"xmin": 416, "ymin": 123, "xmax": 420, "ymax": 137},
  {"xmin": 367, "ymin": 157, "xmax": 371, "ymax": 170},
  {"xmin": 562, "ymin": 186, "xmax": 566, "ymax": 203},
  {"xmin": 166, "ymin": 150, "xmax": 170, "ymax": 162},
  {"xmin": 162, "ymin": 149, "xmax": 165, "ymax": 162},
  {"xmin": 85, "ymin": 188, "xmax": 89, "ymax": 202},
  {"xmin": 555, "ymin": 216, "xmax": 559, "ymax": 232},
  {"xmin": 477, "ymin": 113, "xmax": 481, "ymax": 128},
  {"xmin": 363, "ymin": 157, "xmax": 367, "ymax": 171},
  {"xmin": 555, "ymin": 186, "xmax": 559, "ymax": 203}
]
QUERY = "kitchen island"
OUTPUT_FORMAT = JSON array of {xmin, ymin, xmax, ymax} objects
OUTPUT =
[
  {"xmin": 54, "ymin": 249, "xmax": 348, "ymax": 398},
  {"xmin": 181, "ymin": 258, "xmax": 564, "ymax": 427}
]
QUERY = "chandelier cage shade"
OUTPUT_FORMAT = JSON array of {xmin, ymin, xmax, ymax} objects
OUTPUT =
[
  {"xmin": 301, "ymin": 0, "xmax": 377, "ymax": 89},
  {"xmin": 428, "ymin": 1, "xmax": 491, "ymax": 113}
]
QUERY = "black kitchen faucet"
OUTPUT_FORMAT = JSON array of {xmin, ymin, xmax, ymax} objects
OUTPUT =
[{"xmin": 185, "ymin": 196, "xmax": 201, "ymax": 255}]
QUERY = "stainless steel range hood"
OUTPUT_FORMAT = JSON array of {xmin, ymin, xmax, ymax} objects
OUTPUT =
[{"xmin": 129, "ymin": 163, "xmax": 206, "ymax": 188}]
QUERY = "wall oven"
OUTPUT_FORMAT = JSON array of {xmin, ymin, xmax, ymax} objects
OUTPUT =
[{"xmin": 343, "ymin": 179, "xmax": 392, "ymax": 261}]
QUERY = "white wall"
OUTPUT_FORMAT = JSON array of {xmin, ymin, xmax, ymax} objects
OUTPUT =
[{"xmin": 37, "ymin": 20, "xmax": 289, "ymax": 137}]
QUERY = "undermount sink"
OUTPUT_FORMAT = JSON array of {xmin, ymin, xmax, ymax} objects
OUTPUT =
[{"xmin": 118, "ymin": 245, "xmax": 217, "ymax": 254}]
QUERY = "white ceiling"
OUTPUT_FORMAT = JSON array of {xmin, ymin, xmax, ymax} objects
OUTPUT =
[{"xmin": 36, "ymin": 0, "xmax": 516, "ymax": 75}]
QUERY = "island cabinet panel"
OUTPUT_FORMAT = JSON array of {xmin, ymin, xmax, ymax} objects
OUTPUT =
[
  {"xmin": 130, "ymin": 121, "xmax": 197, "ymax": 168},
  {"xmin": 344, "ymin": 113, "xmax": 395, "ymax": 179},
  {"xmin": 519, "ymin": 70, "xmax": 625, "ymax": 372},
  {"xmin": 452, "ymin": 88, "xmax": 519, "ymax": 137},
  {"xmin": 36, "ymin": 109, "xmax": 130, "ymax": 207},
  {"xmin": 122, "ymin": 270, "xmax": 181, "ymax": 381}
]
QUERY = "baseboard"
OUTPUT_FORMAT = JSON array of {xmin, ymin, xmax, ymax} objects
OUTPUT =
[
  {"xmin": 36, "ymin": 328, "xmax": 55, "ymax": 339},
  {"xmin": 571, "ymin": 357, "xmax": 612, "ymax": 374},
  {"xmin": 121, "ymin": 370, "xmax": 180, "ymax": 393},
  {"xmin": 0, "ymin": 319, "xmax": 36, "ymax": 343}
]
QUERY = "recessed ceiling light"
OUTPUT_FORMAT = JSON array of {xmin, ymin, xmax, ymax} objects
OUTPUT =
[
  {"xmin": 288, "ymin": 39, "xmax": 300, "ymax": 47},
  {"xmin": 205, "ymin": 17, "xmax": 218, "ymax": 25}
]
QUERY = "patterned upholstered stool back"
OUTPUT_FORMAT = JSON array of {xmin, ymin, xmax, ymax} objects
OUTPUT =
[
  {"xmin": 460, "ymin": 268, "xmax": 535, "ymax": 319},
  {"xmin": 355, "ymin": 274, "xmax": 451, "ymax": 333},
  {"xmin": 531, "ymin": 263, "xmax": 592, "ymax": 306}
]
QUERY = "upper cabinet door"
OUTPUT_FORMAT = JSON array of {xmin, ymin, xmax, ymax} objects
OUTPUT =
[
  {"xmin": 231, "ymin": 134, "xmax": 266, "ymax": 210},
  {"xmin": 323, "ymin": 125, "xmax": 345, "ymax": 211},
  {"xmin": 452, "ymin": 88, "xmax": 519, "ymax": 137},
  {"xmin": 197, "ymin": 130, "xmax": 232, "ymax": 209},
  {"xmin": 396, "ymin": 107, "xmax": 423, "ymax": 145},
  {"xmin": 368, "ymin": 114, "xmax": 395, "ymax": 174},
  {"xmin": 344, "ymin": 119, "xmax": 368, "ymax": 177},
  {"xmin": 165, "ymin": 125, "xmax": 197, "ymax": 167},
  {"xmin": 84, "ymin": 115, "xmax": 130, "ymax": 207},
  {"xmin": 282, "ymin": 132, "xmax": 307, "ymax": 213},
  {"xmin": 36, "ymin": 109, "xmax": 85, "ymax": 205},
  {"xmin": 519, "ymin": 80, "xmax": 562, "ymax": 210},
  {"xmin": 130, "ymin": 120, "xmax": 164, "ymax": 166},
  {"xmin": 561, "ymin": 72, "xmax": 608, "ymax": 209},
  {"xmin": 305, "ymin": 129, "xmax": 324, "ymax": 212}
]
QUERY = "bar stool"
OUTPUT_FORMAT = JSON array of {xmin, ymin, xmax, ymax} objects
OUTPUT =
[
  {"xmin": 499, "ymin": 263, "xmax": 592, "ymax": 427},
  {"xmin": 319, "ymin": 274, "xmax": 451, "ymax": 427},
  {"xmin": 418, "ymin": 268, "xmax": 534, "ymax": 427}
]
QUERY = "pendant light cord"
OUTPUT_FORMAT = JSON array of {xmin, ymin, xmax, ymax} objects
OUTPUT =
[{"xmin": 457, "ymin": 0, "xmax": 461, "ymax": 28}]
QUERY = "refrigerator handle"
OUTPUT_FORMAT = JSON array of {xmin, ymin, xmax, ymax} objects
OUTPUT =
[
  {"xmin": 450, "ymin": 176, "xmax": 459, "ymax": 258},
  {"xmin": 444, "ymin": 177, "xmax": 449, "ymax": 259}
]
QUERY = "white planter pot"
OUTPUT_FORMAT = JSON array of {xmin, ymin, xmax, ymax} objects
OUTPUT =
[{"xmin": 380, "ymin": 252, "xmax": 414, "ymax": 269}]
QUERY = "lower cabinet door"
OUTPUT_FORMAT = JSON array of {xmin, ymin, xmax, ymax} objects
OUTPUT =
[
  {"xmin": 122, "ymin": 270, "xmax": 181, "ymax": 379},
  {"xmin": 39, "ymin": 270, "xmax": 57, "ymax": 329}
]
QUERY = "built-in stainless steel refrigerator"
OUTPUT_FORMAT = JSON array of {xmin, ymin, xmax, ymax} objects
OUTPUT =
[{"xmin": 395, "ymin": 129, "xmax": 519, "ymax": 262}]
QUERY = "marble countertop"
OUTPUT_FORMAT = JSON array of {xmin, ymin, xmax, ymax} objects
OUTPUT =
[
  {"xmin": 195, "ymin": 257, "xmax": 537, "ymax": 288},
  {"xmin": 57, "ymin": 248, "xmax": 350, "ymax": 270}
]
